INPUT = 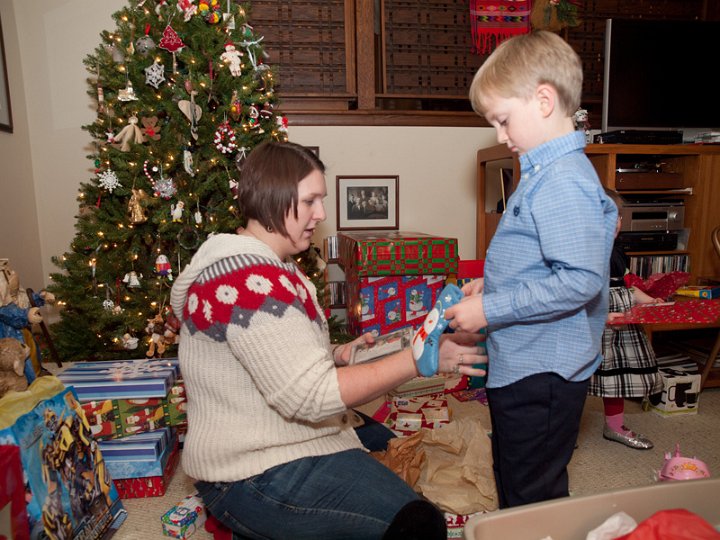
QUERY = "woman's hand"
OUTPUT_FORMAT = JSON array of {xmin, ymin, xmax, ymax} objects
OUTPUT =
[
  {"xmin": 437, "ymin": 331, "xmax": 487, "ymax": 378},
  {"xmin": 332, "ymin": 333, "xmax": 375, "ymax": 366}
]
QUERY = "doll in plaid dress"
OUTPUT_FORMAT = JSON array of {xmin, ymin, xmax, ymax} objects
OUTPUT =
[{"xmin": 588, "ymin": 190, "xmax": 663, "ymax": 449}]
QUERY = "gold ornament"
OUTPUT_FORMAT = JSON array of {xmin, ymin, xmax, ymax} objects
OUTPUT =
[{"xmin": 128, "ymin": 188, "xmax": 149, "ymax": 224}]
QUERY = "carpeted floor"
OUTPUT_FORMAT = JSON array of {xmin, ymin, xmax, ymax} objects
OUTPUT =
[{"xmin": 113, "ymin": 387, "xmax": 720, "ymax": 539}]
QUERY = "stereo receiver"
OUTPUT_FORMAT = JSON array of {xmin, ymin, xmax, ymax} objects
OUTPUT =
[{"xmin": 619, "ymin": 200, "xmax": 684, "ymax": 233}]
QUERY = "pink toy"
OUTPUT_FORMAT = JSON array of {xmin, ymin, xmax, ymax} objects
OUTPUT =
[{"xmin": 659, "ymin": 444, "xmax": 711, "ymax": 481}]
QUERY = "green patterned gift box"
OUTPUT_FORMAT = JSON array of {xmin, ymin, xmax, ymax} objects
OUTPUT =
[{"xmin": 338, "ymin": 231, "xmax": 458, "ymax": 277}]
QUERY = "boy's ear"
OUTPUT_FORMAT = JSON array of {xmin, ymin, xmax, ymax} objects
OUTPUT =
[{"xmin": 535, "ymin": 84, "xmax": 556, "ymax": 117}]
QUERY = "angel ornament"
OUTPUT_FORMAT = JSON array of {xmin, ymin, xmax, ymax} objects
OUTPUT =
[
  {"xmin": 128, "ymin": 188, "xmax": 149, "ymax": 224},
  {"xmin": 123, "ymin": 270, "xmax": 143, "ymax": 288},
  {"xmin": 220, "ymin": 43, "xmax": 243, "ymax": 76},
  {"xmin": 114, "ymin": 115, "xmax": 145, "ymax": 152}
]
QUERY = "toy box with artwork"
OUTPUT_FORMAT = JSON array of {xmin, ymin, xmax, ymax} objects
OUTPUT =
[
  {"xmin": 161, "ymin": 492, "xmax": 207, "ymax": 539},
  {"xmin": 648, "ymin": 362, "xmax": 701, "ymax": 416},
  {"xmin": 0, "ymin": 377, "xmax": 126, "ymax": 539}
]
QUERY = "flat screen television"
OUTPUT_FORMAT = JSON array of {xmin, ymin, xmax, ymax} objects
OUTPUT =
[{"xmin": 602, "ymin": 18, "xmax": 720, "ymax": 142}]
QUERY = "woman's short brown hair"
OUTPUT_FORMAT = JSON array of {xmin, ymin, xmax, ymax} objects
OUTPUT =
[{"xmin": 236, "ymin": 141, "xmax": 325, "ymax": 237}]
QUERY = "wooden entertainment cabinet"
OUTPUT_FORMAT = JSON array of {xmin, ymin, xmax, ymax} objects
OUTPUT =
[
  {"xmin": 476, "ymin": 143, "xmax": 720, "ymax": 283},
  {"xmin": 476, "ymin": 143, "xmax": 720, "ymax": 390}
]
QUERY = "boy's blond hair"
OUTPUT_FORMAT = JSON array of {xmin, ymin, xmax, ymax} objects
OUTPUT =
[{"xmin": 469, "ymin": 30, "xmax": 582, "ymax": 118}]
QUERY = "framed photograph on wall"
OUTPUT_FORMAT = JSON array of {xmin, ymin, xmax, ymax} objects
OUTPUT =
[
  {"xmin": 336, "ymin": 175, "xmax": 399, "ymax": 231},
  {"xmin": 0, "ymin": 14, "xmax": 13, "ymax": 133}
]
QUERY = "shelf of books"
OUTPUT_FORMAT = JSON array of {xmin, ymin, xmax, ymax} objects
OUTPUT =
[{"xmin": 628, "ymin": 253, "xmax": 689, "ymax": 279}]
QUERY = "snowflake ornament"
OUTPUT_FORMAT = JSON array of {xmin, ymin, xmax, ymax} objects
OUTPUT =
[
  {"xmin": 145, "ymin": 60, "xmax": 166, "ymax": 89},
  {"xmin": 98, "ymin": 169, "xmax": 122, "ymax": 192}
]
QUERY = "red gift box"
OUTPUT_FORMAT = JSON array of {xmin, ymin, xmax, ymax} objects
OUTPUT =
[
  {"xmin": 345, "ymin": 274, "xmax": 445, "ymax": 336},
  {"xmin": 0, "ymin": 445, "xmax": 30, "ymax": 540},
  {"xmin": 113, "ymin": 437, "xmax": 180, "ymax": 498}
]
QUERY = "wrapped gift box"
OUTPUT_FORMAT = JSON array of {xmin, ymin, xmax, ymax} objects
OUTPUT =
[
  {"xmin": 161, "ymin": 492, "xmax": 207, "ymax": 539},
  {"xmin": 388, "ymin": 375, "xmax": 447, "ymax": 399},
  {"xmin": 103, "ymin": 428, "xmax": 177, "ymax": 480},
  {"xmin": 57, "ymin": 358, "xmax": 178, "ymax": 401},
  {"xmin": 166, "ymin": 380, "xmax": 188, "ymax": 428},
  {"xmin": 0, "ymin": 445, "xmax": 30, "ymax": 540},
  {"xmin": 100, "ymin": 427, "xmax": 173, "ymax": 463},
  {"xmin": 339, "ymin": 232, "xmax": 458, "ymax": 336},
  {"xmin": 648, "ymin": 363, "xmax": 701, "ymax": 416},
  {"xmin": 113, "ymin": 437, "xmax": 180, "ymax": 498},
  {"xmin": 338, "ymin": 231, "xmax": 458, "ymax": 277},
  {"xmin": 386, "ymin": 396, "xmax": 451, "ymax": 437},
  {"xmin": 58, "ymin": 359, "xmax": 184, "ymax": 440},
  {"xmin": 346, "ymin": 274, "xmax": 446, "ymax": 336}
]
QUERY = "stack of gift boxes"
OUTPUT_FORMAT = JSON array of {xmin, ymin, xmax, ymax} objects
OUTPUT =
[
  {"xmin": 57, "ymin": 358, "xmax": 188, "ymax": 498},
  {"xmin": 338, "ymin": 231, "xmax": 459, "ymax": 337}
]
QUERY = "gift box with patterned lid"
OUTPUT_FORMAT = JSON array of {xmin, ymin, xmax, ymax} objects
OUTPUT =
[{"xmin": 338, "ymin": 231, "xmax": 458, "ymax": 277}]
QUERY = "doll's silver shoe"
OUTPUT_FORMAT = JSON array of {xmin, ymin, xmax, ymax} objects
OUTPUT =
[{"xmin": 603, "ymin": 425, "xmax": 654, "ymax": 450}]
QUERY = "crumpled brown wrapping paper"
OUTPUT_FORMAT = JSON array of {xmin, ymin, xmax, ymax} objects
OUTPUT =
[
  {"xmin": 372, "ymin": 418, "xmax": 498, "ymax": 515},
  {"xmin": 371, "ymin": 431, "xmax": 426, "ymax": 489}
]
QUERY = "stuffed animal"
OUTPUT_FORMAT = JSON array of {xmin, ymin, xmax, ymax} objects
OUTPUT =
[
  {"xmin": 0, "ymin": 259, "xmax": 56, "ymax": 374},
  {"xmin": 0, "ymin": 337, "xmax": 30, "ymax": 398}
]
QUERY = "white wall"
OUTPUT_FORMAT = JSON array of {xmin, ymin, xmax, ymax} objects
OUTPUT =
[{"xmin": 0, "ymin": 0, "xmax": 497, "ymax": 292}]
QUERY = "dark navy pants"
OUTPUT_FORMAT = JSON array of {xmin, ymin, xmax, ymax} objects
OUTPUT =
[{"xmin": 486, "ymin": 372, "xmax": 589, "ymax": 508}]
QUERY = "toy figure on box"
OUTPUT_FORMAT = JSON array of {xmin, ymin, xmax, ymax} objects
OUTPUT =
[
  {"xmin": 170, "ymin": 141, "xmax": 485, "ymax": 539},
  {"xmin": 0, "ymin": 259, "xmax": 55, "ymax": 376},
  {"xmin": 587, "ymin": 189, "xmax": 662, "ymax": 450},
  {"xmin": 0, "ymin": 259, "xmax": 54, "ymax": 342}
]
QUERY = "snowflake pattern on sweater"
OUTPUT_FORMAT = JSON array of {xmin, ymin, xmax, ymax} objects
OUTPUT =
[{"xmin": 182, "ymin": 255, "xmax": 322, "ymax": 341}]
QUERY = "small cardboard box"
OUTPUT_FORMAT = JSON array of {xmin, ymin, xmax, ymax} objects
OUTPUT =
[
  {"xmin": 648, "ymin": 364, "xmax": 701, "ymax": 416},
  {"xmin": 161, "ymin": 492, "xmax": 207, "ymax": 539}
]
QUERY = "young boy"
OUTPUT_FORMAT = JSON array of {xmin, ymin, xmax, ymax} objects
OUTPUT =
[{"xmin": 444, "ymin": 31, "xmax": 618, "ymax": 508}]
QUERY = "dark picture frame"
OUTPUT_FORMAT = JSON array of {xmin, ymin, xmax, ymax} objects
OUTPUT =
[
  {"xmin": 336, "ymin": 175, "xmax": 399, "ymax": 231},
  {"xmin": 0, "ymin": 14, "xmax": 12, "ymax": 133}
]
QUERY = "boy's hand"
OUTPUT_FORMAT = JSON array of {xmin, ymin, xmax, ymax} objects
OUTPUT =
[
  {"xmin": 460, "ymin": 277, "xmax": 484, "ymax": 296},
  {"xmin": 445, "ymin": 294, "xmax": 488, "ymax": 333}
]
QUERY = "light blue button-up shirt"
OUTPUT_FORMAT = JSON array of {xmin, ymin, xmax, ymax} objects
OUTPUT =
[{"xmin": 483, "ymin": 131, "xmax": 618, "ymax": 388}]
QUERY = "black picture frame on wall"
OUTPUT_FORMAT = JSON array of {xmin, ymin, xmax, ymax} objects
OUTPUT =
[
  {"xmin": 0, "ymin": 14, "xmax": 12, "ymax": 133},
  {"xmin": 336, "ymin": 175, "xmax": 399, "ymax": 231}
]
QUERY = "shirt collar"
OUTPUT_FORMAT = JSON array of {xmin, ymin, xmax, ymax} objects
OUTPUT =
[{"xmin": 519, "ymin": 131, "xmax": 587, "ymax": 177}]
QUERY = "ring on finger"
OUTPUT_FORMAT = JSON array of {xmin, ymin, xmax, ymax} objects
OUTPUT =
[{"xmin": 452, "ymin": 364, "xmax": 460, "ymax": 375}]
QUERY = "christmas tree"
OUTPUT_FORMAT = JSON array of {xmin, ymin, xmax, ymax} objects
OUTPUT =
[{"xmin": 48, "ymin": 0, "xmax": 291, "ymax": 361}]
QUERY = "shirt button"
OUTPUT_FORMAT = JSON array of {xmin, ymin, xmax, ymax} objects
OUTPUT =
[
  {"xmin": 534, "ymin": 164, "xmax": 541, "ymax": 172},
  {"xmin": 522, "ymin": 173, "xmax": 529, "ymax": 180}
]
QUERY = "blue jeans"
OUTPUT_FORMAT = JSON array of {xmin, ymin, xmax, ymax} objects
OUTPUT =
[{"xmin": 195, "ymin": 449, "xmax": 420, "ymax": 539}]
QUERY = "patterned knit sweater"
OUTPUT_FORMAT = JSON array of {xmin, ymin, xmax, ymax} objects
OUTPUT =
[{"xmin": 170, "ymin": 234, "xmax": 363, "ymax": 482}]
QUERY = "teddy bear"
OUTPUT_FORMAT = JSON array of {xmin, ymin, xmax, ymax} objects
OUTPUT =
[{"xmin": 0, "ymin": 337, "xmax": 31, "ymax": 399}]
